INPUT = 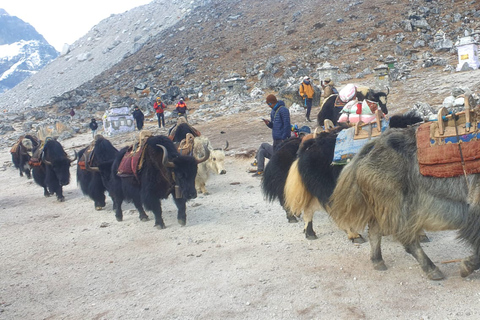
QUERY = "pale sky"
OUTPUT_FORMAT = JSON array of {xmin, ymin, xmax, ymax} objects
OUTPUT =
[{"xmin": 0, "ymin": 0, "xmax": 152, "ymax": 52}]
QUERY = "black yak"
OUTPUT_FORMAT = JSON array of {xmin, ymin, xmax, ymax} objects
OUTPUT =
[
  {"xmin": 317, "ymin": 86, "xmax": 389, "ymax": 127},
  {"xmin": 168, "ymin": 121, "xmax": 201, "ymax": 144},
  {"xmin": 109, "ymin": 135, "xmax": 209, "ymax": 229},
  {"xmin": 329, "ymin": 120, "xmax": 480, "ymax": 280},
  {"xmin": 10, "ymin": 135, "xmax": 40, "ymax": 179},
  {"xmin": 77, "ymin": 135, "xmax": 118, "ymax": 210},
  {"xmin": 32, "ymin": 138, "xmax": 76, "ymax": 202}
]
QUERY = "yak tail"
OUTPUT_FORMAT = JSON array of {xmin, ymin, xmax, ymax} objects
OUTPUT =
[{"xmin": 284, "ymin": 160, "xmax": 320, "ymax": 217}]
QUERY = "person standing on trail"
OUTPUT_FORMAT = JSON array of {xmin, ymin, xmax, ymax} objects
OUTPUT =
[
  {"xmin": 299, "ymin": 76, "xmax": 315, "ymax": 122},
  {"xmin": 132, "ymin": 106, "xmax": 145, "ymax": 131},
  {"xmin": 175, "ymin": 97, "xmax": 188, "ymax": 120},
  {"xmin": 89, "ymin": 118, "xmax": 98, "ymax": 139},
  {"xmin": 153, "ymin": 97, "xmax": 167, "ymax": 128}
]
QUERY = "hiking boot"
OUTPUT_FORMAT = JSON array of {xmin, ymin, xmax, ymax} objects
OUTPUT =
[
  {"xmin": 251, "ymin": 160, "xmax": 257, "ymax": 167},
  {"xmin": 306, "ymin": 117, "xmax": 312, "ymax": 122},
  {"xmin": 251, "ymin": 171, "xmax": 263, "ymax": 177}
]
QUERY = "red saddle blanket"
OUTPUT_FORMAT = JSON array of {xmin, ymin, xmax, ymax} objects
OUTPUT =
[
  {"xmin": 117, "ymin": 145, "xmax": 147, "ymax": 178},
  {"xmin": 417, "ymin": 122, "xmax": 480, "ymax": 177}
]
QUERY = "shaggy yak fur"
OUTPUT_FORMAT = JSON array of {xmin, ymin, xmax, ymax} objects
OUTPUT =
[
  {"xmin": 317, "ymin": 87, "xmax": 389, "ymax": 127},
  {"xmin": 109, "ymin": 135, "xmax": 205, "ymax": 229},
  {"xmin": 32, "ymin": 139, "xmax": 75, "ymax": 202},
  {"xmin": 329, "ymin": 124, "xmax": 480, "ymax": 280},
  {"xmin": 11, "ymin": 134, "xmax": 39, "ymax": 179},
  {"xmin": 262, "ymin": 131, "xmax": 360, "ymax": 241},
  {"xmin": 262, "ymin": 137, "xmax": 303, "ymax": 221},
  {"xmin": 77, "ymin": 136, "xmax": 118, "ymax": 210}
]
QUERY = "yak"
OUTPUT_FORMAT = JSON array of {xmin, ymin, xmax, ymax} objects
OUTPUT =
[
  {"xmin": 77, "ymin": 135, "xmax": 118, "ymax": 210},
  {"xmin": 10, "ymin": 135, "xmax": 40, "ymax": 179},
  {"xmin": 32, "ymin": 138, "xmax": 76, "ymax": 202},
  {"xmin": 328, "ymin": 122, "xmax": 480, "ymax": 280},
  {"xmin": 169, "ymin": 121, "xmax": 201, "ymax": 144},
  {"xmin": 109, "ymin": 135, "xmax": 209, "ymax": 229},
  {"xmin": 193, "ymin": 137, "xmax": 228, "ymax": 194},
  {"xmin": 317, "ymin": 86, "xmax": 389, "ymax": 127},
  {"xmin": 264, "ymin": 114, "xmax": 422, "ymax": 241}
]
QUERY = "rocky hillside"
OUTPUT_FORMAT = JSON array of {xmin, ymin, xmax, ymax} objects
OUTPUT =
[
  {"xmin": 62, "ymin": 0, "xmax": 480, "ymax": 107},
  {"xmin": 0, "ymin": 9, "xmax": 58, "ymax": 93}
]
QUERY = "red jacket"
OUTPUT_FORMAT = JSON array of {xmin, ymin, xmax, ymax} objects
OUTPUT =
[{"xmin": 154, "ymin": 101, "xmax": 166, "ymax": 114}]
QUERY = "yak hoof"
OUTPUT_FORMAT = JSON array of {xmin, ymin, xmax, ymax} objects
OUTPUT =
[
  {"xmin": 140, "ymin": 215, "xmax": 149, "ymax": 222},
  {"xmin": 351, "ymin": 235, "xmax": 366, "ymax": 244},
  {"xmin": 419, "ymin": 234, "xmax": 430, "ymax": 243},
  {"xmin": 373, "ymin": 261, "xmax": 387, "ymax": 271},
  {"xmin": 305, "ymin": 232, "xmax": 318, "ymax": 240},
  {"xmin": 460, "ymin": 259, "xmax": 478, "ymax": 278},
  {"xmin": 116, "ymin": 216, "xmax": 123, "ymax": 222},
  {"xmin": 57, "ymin": 196, "xmax": 65, "ymax": 202},
  {"xmin": 178, "ymin": 219, "xmax": 186, "ymax": 226},
  {"xmin": 287, "ymin": 216, "xmax": 298, "ymax": 223},
  {"xmin": 95, "ymin": 206, "xmax": 103, "ymax": 211},
  {"xmin": 155, "ymin": 224, "xmax": 166, "ymax": 229},
  {"xmin": 427, "ymin": 267, "xmax": 445, "ymax": 280}
]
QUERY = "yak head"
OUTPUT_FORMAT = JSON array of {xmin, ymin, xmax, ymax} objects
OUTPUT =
[
  {"xmin": 210, "ymin": 141, "xmax": 229, "ymax": 175},
  {"xmin": 42, "ymin": 140, "xmax": 77, "ymax": 186}
]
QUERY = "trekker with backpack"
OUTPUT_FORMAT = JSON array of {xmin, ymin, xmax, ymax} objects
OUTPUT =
[{"xmin": 299, "ymin": 76, "xmax": 315, "ymax": 122}]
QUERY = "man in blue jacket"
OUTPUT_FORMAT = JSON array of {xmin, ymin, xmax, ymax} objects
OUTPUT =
[{"xmin": 251, "ymin": 94, "xmax": 291, "ymax": 177}]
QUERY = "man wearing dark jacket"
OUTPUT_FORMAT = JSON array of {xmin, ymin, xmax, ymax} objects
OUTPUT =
[
  {"xmin": 132, "ymin": 106, "xmax": 144, "ymax": 130},
  {"xmin": 251, "ymin": 94, "xmax": 291, "ymax": 177},
  {"xmin": 89, "ymin": 118, "xmax": 98, "ymax": 139}
]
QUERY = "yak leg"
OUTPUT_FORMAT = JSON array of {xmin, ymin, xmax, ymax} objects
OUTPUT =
[
  {"xmin": 149, "ymin": 200, "xmax": 166, "ymax": 229},
  {"xmin": 132, "ymin": 196, "xmax": 149, "ymax": 222},
  {"xmin": 368, "ymin": 221, "xmax": 387, "ymax": 271},
  {"xmin": 403, "ymin": 241, "xmax": 444, "ymax": 280},
  {"xmin": 114, "ymin": 197, "xmax": 124, "ymax": 221},
  {"xmin": 53, "ymin": 185, "xmax": 65, "ymax": 202},
  {"xmin": 346, "ymin": 228, "xmax": 366, "ymax": 244},
  {"xmin": 173, "ymin": 197, "xmax": 187, "ymax": 226},
  {"xmin": 302, "ymin": 208, "xmax": 317, "ymax": 240},
  {"xmin": 19, "ymin": 168, "xmax": 24, "ymax": 177},
  {"xmin": 418, "ymin": 230, "xmax": 430, "ymax": 243},
  {"xmin": 25, "ymin": 169, "xmax": 31, "ymax": 179},
  {"xmin": 460, "ymin": 255, "xmax": 480, "ymax": 278}
]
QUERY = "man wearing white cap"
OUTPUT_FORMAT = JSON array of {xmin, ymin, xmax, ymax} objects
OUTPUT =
[{"xmin": 299, "ymin": 76, "xmax": 315, "ymax": 122}]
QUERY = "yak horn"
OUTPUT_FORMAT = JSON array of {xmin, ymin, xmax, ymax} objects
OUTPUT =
[
  {"xmin": 69, "ymin": 150, "xmax": 78, "ymax": 163},
  {"xmin": 386, "ymin": 87, "xmax": 390, "ymax": 96},
  {"xmin": 157, "ymin": 144, "xmax": 175, "ymax": 168},
  {"xmin": 42, "ymin": 152, "xmax": 52, "ymax": 166},
  {"xmin": 223, "ymin": 140, "xmax": 229, "ymax": 151},
  {"xmin": 196, "ymin": 145, "xmax": 210, "ymax": 164}
]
